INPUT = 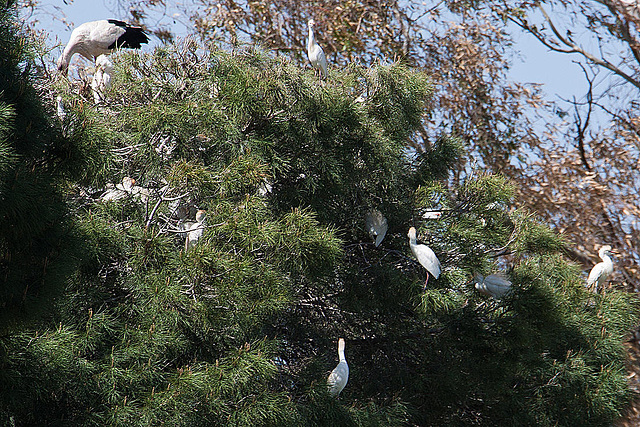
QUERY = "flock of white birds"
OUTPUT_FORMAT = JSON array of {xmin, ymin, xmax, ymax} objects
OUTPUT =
[
  {"xmin": 55, "ymin": 17, "xmax": 327, "ymax": 104},
  {"xmin": 56, "ymin": 17, "xmax": 616, "ymax": 400}
]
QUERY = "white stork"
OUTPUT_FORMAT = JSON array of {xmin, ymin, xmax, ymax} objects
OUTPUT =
[
  {"xmin": 587, "ymin": 245, "xmax": 614, "ymax": 292},
  {"xmin": 91, "ymin": 54, "xmax": 114, "ymax": 103},
  {"xmin": 307, "ymin": 19, "xmax": 327, "ymax": 79},
  {"xmin": 57, "ymin": 19, "xmax": 149, "ymax": 76},
  {"xmin": 365, "ymin": 209, "xmax": 388, "ymax": 247},
  {"xmin": 407, "ymin": 227, "xmax": 441, "ymax": 289},
  {"xmin": 327, "ymin": 338, "xmax": 349, "ymax": 397},
  {"xmin": 474, "ymin": 274, "xmax": 512, "ymax": 299}
]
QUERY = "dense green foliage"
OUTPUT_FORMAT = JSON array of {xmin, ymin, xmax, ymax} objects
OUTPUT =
[
  {"xmin": 0, "ymin": 2, "xmax": 79, "ymax": 329},
  {"xmin": 0, "ymin": 5, "xmax": 638, "ymax": 425}
]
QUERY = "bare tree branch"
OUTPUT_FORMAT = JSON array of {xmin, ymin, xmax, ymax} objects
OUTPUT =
[
  {"xmin": 534, "ymin": 1, "xmax": 640, "ymax": 91},
  {"xmin": 572, "ymin": 63, "xmax": 594, "ymax": 171}
]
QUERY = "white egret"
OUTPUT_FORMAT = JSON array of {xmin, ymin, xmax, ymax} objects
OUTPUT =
[
  {"xmin": 327, "ymin": 338, "xmax": 348, "ymax": 397},
  {"xmin": 56, "ymin": 96, "xmax": 66, "ymax": 120},
  {"xmin": 57, "ymin": 19, "xmax": 149, "ymax": 76},
  {"xmin": 587, "ymin": 245, "xmax": 614, "ymax": 292},
  {"xmin": 307, "ymin": 19, "xmax": 327, "ymax": 79},
  {"xmin": 185, "ymin": 210, "xmax": 206, "ymax": 251},
  {"xmin": 474, "ymin": 274, "xmax": 512, "ymax": 299},
  {"xmin": 118, "ymin": 176, "xmax": 135, "ymax": 191},
  {"xmin": 257, "ymin": 180, "xmax": 273, "ymax": 197},
  {"xmin": 407, "ymin": 227, "xmax": 441, "ymax": 288},
  {"xmin": 100, "ymin": 177, "xmax": 149, "ymax": 203},
  {"xmin": 100, "ymin": 177, "xmax": 134, "ymax": 201},
  {"xmin": 91, "ymin": 54, "xmax": 114, "ymax": 103},
  {"xmin": 365, "ymin": 209, "xmax": 388, "ymax": 247},
  {"xmin": 422, "ymin": 210, "xmax": 442, "ymax": 220}
]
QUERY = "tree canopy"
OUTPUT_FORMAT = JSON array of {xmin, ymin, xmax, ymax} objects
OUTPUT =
[
  {"xmin": 90, "ymin": 0, "xmax": 640, "ymax": 295},
  {"xmin": 2, "ymin": 1, "xmax": 639, "ymax": 425}
]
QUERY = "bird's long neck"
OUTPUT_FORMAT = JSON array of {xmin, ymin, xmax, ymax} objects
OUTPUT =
[
  {"xmin": 58, "ymin": 43, "xmax": 76, "ymax": 74},
  {"xmin": 308, "ymin": 26, "xmax": 315, "ymax": 50},
  {"xmin": 337, "ymin": 339, "xmax": 346, "ymax": 362},
  {"xmin": 601, "ymin": 253, "xmax": 612, "ymax": 265}
]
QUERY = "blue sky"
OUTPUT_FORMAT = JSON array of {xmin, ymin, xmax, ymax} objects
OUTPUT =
[{"xmin": 29, "ymin": 0, "xmax": 589, "ymax": 105}]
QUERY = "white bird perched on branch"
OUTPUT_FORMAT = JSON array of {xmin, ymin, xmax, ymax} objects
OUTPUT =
[
  {"xmin": 91, "ymin": 55, "xmax": 114, "ymax": 103},
  {"xmin": 56, "ymin": 96, "xmax": 66, "ymax": 120},
  {"xmin": 256, "ymin": 180, "xmax": 273, "ymax": 197},
  {"xmin": 185, "ymin": 210, "xmax": 206, "ymax": 251},
  {"xmin": 307, "ymin": 19, "xmax": 327, "ymax": 79},
  {"xmin": 100, "ymin": 177, "xmax": 149, "ymax": 203},
  {"xmin": 57, "ymin": 19, "xmax": 149, "ymax": 76},
  {"xmin": 587, "ymin": 245, "xmax": 614, "ymax": 292},
  {"xmin": 100, "ymin": 176, "xmax": 136, "ymax": 201},
  {"xmin": 474, "ymin": 274, "xmax": 512, "ymax": 299},
  {"xmin": 407, "ymin": 227, "xmax": 441, "ymax": 288},
  {"xmin": 327, "ymin": 338, "xmax": 348, "ymax": 397},
  {"xmin": 422, "ymin": 209, "xmax": 443, "ymax": 220},
  {"xmin": 365, "ymin": 209, "xmax": 388, "ymax": 247}
]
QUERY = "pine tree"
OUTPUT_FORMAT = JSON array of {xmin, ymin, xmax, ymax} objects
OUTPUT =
[
  {"xmin": 0, "ymin": 8, "xmax": 637, "ymax": 425},
  {"xmin": 0, "ymin": 1, "xmax": 81, "ymax": 330}
]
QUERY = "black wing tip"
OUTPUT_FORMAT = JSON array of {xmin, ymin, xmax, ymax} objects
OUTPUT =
[
  {"xmin": 107, "ymin": 19, "xmax": 128, "ymax": 27},
  {"xmin": 106, "ymin": 19, "xmax": 149, "ymax": 38},
  {"xmin": 107, "ymin": 23, "xmax": 150, "ymax": 50}
]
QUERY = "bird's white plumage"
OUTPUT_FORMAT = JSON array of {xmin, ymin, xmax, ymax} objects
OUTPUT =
[
  {"xmin": 185, "ymin": 210, "xmax": 206, "ymax": 251},
  {"xmin": 257, "ymin": 180, "xmax": 273, "ymax": 197},
  {"xmin": 100, "ymin": 177, "xmax": 149, "ymax": 203},
  {"xmin": 327, "ymin": 338, "xmax": 348, "ymax": 397},
  {"xmin": 91, "ymin": 55, "xmax": 113, "ymax": 103},
  {"xmin": 56, "ymin": 96, "xmax": 66, "ymax": 120},
  {"xmin": 57, "ymin": 20, "xmax": 148, "ymax": 76},
  {"xmin": 407, "ymin": 227, "xmax": 441, "ymax": 280},
  {"xmin": 100, "ymin": 177, "xmax": 134, "ymax": 201},
  {"xmin": 307, "ymin": 19, "xmax": 327, "ymax": 79},
  {"xmin": 422, "ymin": 210, "xmax": 442, "ymax": 220},
  {"xmin": 474, "ymin": 274, "xmax": 512, "ymax": 299},
  {"xmin": 365, "ymin": 209, "xmax": 388, "ymax": 247},
  {"xmin": 118, "ymin": 176, "xmax": 135, "ymax": 191},
  {"xmin": 587, "ymin": 245, "xmax": 613, "ymax": 292}
]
